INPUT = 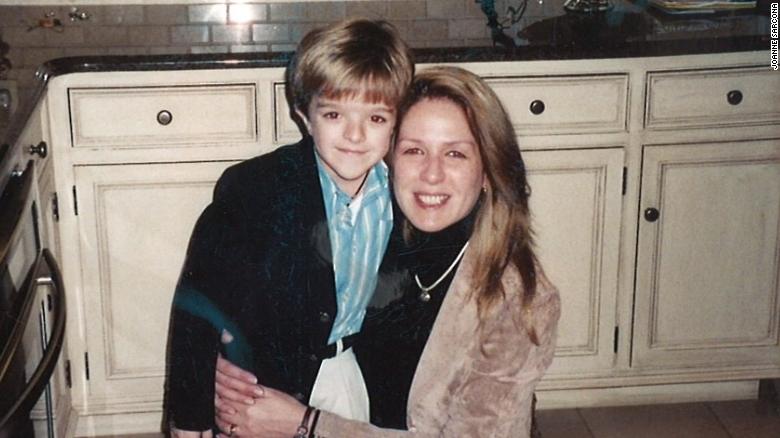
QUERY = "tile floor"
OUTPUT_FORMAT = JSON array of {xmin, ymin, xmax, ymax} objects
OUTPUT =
[
  {"xmin": 99, "ymin": 399, "xmax": 780, "ymax": 438},
  {"xmin": 536, "ymin": 399, "xmax": 780, "ymax": 438}
]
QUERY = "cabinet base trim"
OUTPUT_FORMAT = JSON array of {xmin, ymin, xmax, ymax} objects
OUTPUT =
[{"xmin": 537, "ymin": 380, "xmax": 758, "ymax": 409}]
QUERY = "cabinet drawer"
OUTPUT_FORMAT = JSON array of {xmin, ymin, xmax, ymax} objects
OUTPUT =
[
  {"xmin": 645, "ymin": 67, "xmax": 780, "ymax": 130},
  {"xmin": 486, "ymin": 74, "xmax": 629, "ymax": 135},
  {"xmin": 69, "ymin": 84, "xmax": 257, "ymax": 148}
]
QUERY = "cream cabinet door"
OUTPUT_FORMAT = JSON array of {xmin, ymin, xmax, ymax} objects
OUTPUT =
[
  {"xmin": 73, "ymin": 161, "xmax": 235, "ymax": 409},
  {"xmin": 524, "ymin": 148, "xmax": 624, "ymax": 377},
  {"xmin": 633, "ymin": 140, "xmax": 780, "ymax": 370}
]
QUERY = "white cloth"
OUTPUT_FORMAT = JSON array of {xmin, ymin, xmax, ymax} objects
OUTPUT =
[{"xmin": 308, "ymin": 340, "xmax": 370, "ymax": 421}]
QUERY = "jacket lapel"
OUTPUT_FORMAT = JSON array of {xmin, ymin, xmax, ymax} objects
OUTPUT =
[
  {"xmin": 296, "ymin": 137, "xmax": 337, "ymax": 345},
  {"xmin": 407, "ymin": 246, "xmax": 480, "ymax": 419}
]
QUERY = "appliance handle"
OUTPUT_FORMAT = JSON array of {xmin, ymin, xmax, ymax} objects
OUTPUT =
[{"xmin": 0, "ymin": 248, "xmax": 67, "ymax": 428}]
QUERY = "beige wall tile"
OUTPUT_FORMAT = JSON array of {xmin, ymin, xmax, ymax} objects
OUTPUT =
[
  {"xmin": 81, "ymin": 5, "xmax": 144, "ymax": 26},
  {"xmin": 464, "ymin": 0, "xmax": 486, "ymax": 16},
  {"xmin": 64, "ymin": 47, "xmax": 107, "ymax": 57},
  {"xmin": 409, "ymin": 19, "xmax": 448, "ymax": 40},
  {"xmin": 83, "ymin": 26, "xmax": 129, "ymax": 47},
  {"xmin": 345, "ymin": 1, "xmax": 388, "ymax": 19},
  {"xmin": 271, "ymin": 43, "xmax": 297, "ymax": 52},
  {"xmin": 2, "ymin": 26, "xmax": 46, "ymax": 47},
  {"xmin": 0, "ymin": 7, "xmax": 40, "ymax": 27},
  {"xmin": 128, "ymin": 26, "xmax": 170, "ymax": 46},
  {"xmin": 270, "ymin": 1, "xmax": 345, "ymax": 21},
  {"xmin": 42, "ymin": 26, "xmax": 85, "ymax": 47},
  {"xmin": 427, "ymin": 0, "xmax": 470, "ymax": 18},
  {"xmin": 387, "ymin": 1, "xmax": 426, "ymax": 19},
  {"xmin": 289, "ymin": 22, "xmax": 328, "ymax": 42},
  {"xmin": 229, "ymin": 4, "xmax": 268, "ymax": 23},
  {"xmin": 212, "ymin": 24, "xmax": 251, "ymax": 43},
  {"xmin": 170, "ymin": 25, "xmax": 209, "ymax": 44},
  {"xmin": 302, "ymin": 2, "xmax": 346, "ymax": 20},
  {"xmin": 189, "ymin": 4, "xmax": 227, "ymax": 24},
  {"xmin": 144, "ymin": 5, "xmax": 188, "ymax": 25},
  {"xmin": 269, "ymin": 3, "xmax": 307, "ymax": 20},
  {"xmin": 448, "ymin": 18, "xmax": 489, "ymax": 39},
  {"xmin": 21, "ymin": 47, "xmax": 63, "ymax": 68},
  {"xmin": 252, "ymin": 23, "xmax": 290, "ymax": 42}
]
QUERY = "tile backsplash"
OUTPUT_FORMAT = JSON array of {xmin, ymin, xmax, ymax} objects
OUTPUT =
[{"xmin": 0, "ymin": 1, "xmax": 566, "ymax": 107}]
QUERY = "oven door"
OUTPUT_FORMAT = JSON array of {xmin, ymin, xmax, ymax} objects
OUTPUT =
[{"xmin": 0, "ymin": 160, "xmax": 66, "ymax": 438}]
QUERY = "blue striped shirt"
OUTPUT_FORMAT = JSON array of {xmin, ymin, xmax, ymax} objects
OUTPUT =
[{"xmin": 316, "ymin": 154, "xmax": 392, "ymax": 344}]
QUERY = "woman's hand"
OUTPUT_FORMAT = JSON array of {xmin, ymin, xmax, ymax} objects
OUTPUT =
[
  {"xmin": 214, "ymin": 354, "xmax": 265, "ymax": 435},
  {"xmin": 215, "ymin": 354, "xmax": 264, "ymax": 405},
  {"xmin": 215, "ymin": 385, "xmax": 308, "ymax": 438}
]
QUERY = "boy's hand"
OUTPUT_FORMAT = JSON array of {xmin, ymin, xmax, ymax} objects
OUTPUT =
[{"xmin": 215, "ymin": 354, "xmax": 265, "ymax": 405}]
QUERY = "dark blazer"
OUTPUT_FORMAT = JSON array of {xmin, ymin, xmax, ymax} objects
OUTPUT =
[{"xmin": 166, "ymin": 137, "xmax": 339, "ymax": 431}]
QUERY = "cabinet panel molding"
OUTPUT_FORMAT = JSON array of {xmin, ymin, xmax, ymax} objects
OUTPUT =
[
  {"xmin": 74, "ymin": 161, "xmax": 236, "ymax": 404},
  {"xmin": 634, "ymin": 140, "xmax": 780, "ymax": 369},
  {"xmin": 273, "ymin": 82, "xmax": 303, "ymax": 145}
]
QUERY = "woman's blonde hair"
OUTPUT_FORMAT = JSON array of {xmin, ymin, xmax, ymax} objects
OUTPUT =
[
  {"xmin": 287, "ymin": 18, "xmax": 414, "ymax": 116},
  {"xmin": 395, "ymin": 66, "xmax": 540, "ymax": 343}
]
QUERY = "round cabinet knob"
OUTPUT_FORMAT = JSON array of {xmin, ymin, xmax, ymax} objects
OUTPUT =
[
  {"xmin": 29, "ymin": 141, "xmax": 48, "ymax": 158},
  {"xmin": 644, "ymin": 207, "xmax": 660, "ymax": 222},
  {"xmin": 156, "ymin": 110, "xmax": 173, "ymax": 126},
  {"xmin": 726, "ymin": 90, "xmax": 743, "ymax": 106},
  {"xmin": 529, "ymin": 99, "xmax": 545, "ymax": 115}
]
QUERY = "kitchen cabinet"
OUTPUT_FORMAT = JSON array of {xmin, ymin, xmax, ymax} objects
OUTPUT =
[
  {"xmin": 25, "ymin": 50, "xmax": 778, "ymax": 434},
  {"xmin": 633, "ymin": 140, "xmax": 780, "ymax": 371},
  {"xmin": 71, "ymin": 161, "xmax": 234, "ymax": 411},
  {"xmin": 524, "ymin": 148, "xmax": 624, "ymax": 377},
  {"xmin": 632, "ymin": 65, "xmax": 780, "ymax": 376}
]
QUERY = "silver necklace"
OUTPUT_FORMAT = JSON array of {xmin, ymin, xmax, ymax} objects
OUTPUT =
[{"xmin": 415, "ymin": 240, "xmax": 469, "ymax": 302}]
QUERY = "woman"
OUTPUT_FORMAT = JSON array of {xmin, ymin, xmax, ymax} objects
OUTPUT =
[{"xmin": 213, "ymin": 66, "xmax": 560, "ymax": 438}]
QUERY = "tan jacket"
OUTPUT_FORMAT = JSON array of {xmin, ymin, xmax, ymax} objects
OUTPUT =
[{"xmin": 314, "ymin": 248, "xmax": 561, "ymax": 437}]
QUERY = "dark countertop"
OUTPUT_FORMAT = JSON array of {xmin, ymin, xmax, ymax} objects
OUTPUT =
[{"xmin": 0, "ymin": 1, "xmax": 772, "ymax": 193}]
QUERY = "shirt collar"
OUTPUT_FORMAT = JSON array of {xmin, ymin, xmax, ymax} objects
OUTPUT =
[{"xmin": 315, "ymin": 152, "xmax": 389, "ymax": 206}]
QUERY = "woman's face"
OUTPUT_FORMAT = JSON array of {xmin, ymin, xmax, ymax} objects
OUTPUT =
[{"xmin": 393, "ymin": 97, "xmax": 486, "ymax": 233}]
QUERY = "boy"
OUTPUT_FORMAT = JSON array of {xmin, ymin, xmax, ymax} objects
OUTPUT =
[{"xmin": 166, "ymin": 19, "xmax": 413, "ymax": 436}]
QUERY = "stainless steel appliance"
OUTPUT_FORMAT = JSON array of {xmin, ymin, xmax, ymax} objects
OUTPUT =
[{"xmin": 0, "ymin": 159, "xmax": 66, "ymax": 438}]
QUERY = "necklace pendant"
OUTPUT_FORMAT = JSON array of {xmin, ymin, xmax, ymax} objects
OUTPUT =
[{"xmin": 419, "ymin": 291, "xmax": 431, "ymax": 302}]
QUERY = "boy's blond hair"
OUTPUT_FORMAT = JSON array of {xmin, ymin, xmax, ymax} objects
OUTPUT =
[{"xmin": 287, "ymin": 18, "xmax": 414, "ymax": 117}]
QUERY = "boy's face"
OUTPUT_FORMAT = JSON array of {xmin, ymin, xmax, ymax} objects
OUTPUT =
[{"xmin": 298, "ymin": 94, "xmax": 396, "ymax": 195}]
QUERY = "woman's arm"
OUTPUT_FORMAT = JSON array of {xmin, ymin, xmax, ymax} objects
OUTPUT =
[
  {"xmin": 316, "ymin": 283, "xmax": 560, "ymax": 438},
  {"xmin": 214, "ymin": 283, "xmax": 560, "ymax": 438}
]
